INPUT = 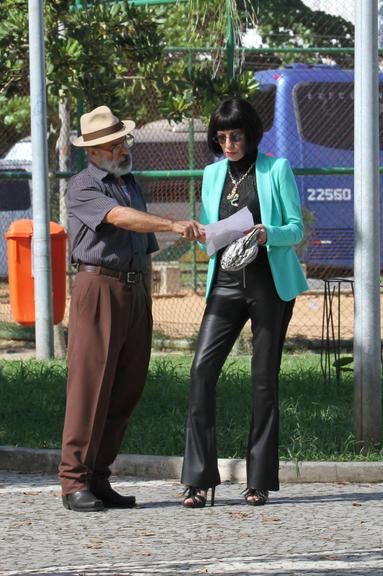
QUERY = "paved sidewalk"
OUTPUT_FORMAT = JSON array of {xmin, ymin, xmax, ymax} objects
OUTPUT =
[{"xmin": 0, "ymin": 472, "xmax": 382, "ymax": 576}]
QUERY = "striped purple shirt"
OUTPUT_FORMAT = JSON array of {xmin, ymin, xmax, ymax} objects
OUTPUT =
[{"xmin": 66, "ymin": 162, "xmax": 159, "ymax": 272}]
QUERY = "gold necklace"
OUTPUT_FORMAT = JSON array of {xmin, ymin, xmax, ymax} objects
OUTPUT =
[{"xmin": 227, "ymin": 162, "xmax": 255, "ymax": 207}]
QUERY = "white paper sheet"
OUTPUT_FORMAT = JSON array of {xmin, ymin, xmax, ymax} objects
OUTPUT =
[{"xmin": 205, "ymin": 206, "xmax": 255, "ymax": 257}]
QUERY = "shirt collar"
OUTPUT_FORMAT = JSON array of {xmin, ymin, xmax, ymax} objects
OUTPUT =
[{"xmin": 87, "ymin": 161, "xmax": 111, "ymax": 182}]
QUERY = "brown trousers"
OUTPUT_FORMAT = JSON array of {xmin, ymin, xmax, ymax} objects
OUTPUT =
[{"xmin": 59, "ymin": 271, "xmax": 152, "ymax": 495}]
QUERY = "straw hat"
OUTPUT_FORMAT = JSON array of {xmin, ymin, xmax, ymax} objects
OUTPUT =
[{"xmin": 72, "ymin": 105, "xmax": 135, "ymax": 147}]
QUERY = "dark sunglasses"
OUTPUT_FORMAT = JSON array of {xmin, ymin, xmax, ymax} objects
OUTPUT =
[{"xmin": 212, "ymin": 132, "xmax": 245, "ymax": 145}]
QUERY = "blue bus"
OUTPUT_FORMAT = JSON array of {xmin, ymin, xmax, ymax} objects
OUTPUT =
[{"xmin": 253, "ymin": 63, "xmax": 383, "ymax": 272}]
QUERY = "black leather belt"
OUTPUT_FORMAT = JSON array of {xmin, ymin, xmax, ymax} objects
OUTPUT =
[{"xmin": 77, "ymin": 264, "xmax": 142, "ymax": 284}]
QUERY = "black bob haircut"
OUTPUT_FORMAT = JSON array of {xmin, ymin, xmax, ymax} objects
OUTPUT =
[{"xmin": 207, "ymin": 97, "xmax": 264, "ymax": 156}]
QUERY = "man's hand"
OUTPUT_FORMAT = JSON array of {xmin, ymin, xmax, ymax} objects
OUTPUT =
[
  {"xmin": 172, "ymin": 220, "xmax": 205, "ymax": 240},
  {"xmin": 196, "ymin": 230, "xmax": 206, "ymax": 243},
  {"xmin": 104, "ymin": 206, "xmax": 205, "ymax": 239}
]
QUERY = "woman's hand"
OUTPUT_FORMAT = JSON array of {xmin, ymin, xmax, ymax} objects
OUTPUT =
[
  {"xmin": 244, "ymin": 224, "xmax": 267, "ymax": 245},
  {"xmin": 255, "ymin": 224, "xmax": 267, "ymax": 245}
]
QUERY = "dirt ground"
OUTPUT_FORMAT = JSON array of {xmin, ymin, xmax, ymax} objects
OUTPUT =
[
  {"xmin": 0, "ymin": 288, "xmax": 366, "ymax": 353},
  {"xmin": 151, "ymin": 290, "xmax": 356, "ymax": 341}
]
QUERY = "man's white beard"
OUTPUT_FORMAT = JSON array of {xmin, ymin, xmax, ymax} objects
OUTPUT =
[{"xmin": 98, "ymin": 151, "xmax": 132, "ymax": 177}]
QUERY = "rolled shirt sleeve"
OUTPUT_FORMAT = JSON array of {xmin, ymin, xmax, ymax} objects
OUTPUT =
[
  {"xmin": 66, "ymin": 163, "xmax": 159, "ymax": 271},
  {"xmin": 67, "ymin": 177, "xmax": 119, "ymax": 232}
]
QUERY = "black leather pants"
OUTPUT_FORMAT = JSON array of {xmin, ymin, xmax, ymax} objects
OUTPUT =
[{"xmin": 181, "ymin": 262, "xmax": 294, "ymax": 492}]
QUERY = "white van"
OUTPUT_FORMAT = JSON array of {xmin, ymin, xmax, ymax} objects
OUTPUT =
[{"xmin": 0, "ymin": 138, "xmax": 33, "ymax": 277}]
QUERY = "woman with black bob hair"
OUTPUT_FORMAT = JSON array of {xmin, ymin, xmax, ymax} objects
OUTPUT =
[
  {"xmin": 207, "ymin": 97, "xmax": 263, "ymax": 157},
  {"xmin": 181, "ymin": 97, "xmax": 308, "ymax": 508}
]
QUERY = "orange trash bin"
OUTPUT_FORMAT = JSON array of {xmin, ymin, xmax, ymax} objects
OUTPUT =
[{"xmin": 5, "ymin": 219, "xmax": 67, "ymax": 326}]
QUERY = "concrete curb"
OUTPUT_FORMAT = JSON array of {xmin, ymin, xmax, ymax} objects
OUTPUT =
[{"xmin": 1, "ymin": 446, "xmax": 383, "ymax": 483}]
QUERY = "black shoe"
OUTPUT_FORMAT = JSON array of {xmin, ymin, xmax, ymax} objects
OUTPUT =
[
  {"xmin": 243, "ymin": 488, "xmax": 269, "ymax": 506},
  {"xmin": 92, "ymin": 485, "xmax": 136, "ymax": 509},
  {"xmin": 62, "ymin": 490, "xmax": 105, "ymax": 512},
  {"xmin": 182, "ymin": 486, "xmax": 216, "ymax": 508}
]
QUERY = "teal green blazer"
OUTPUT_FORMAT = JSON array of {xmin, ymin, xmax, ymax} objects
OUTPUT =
[{"xmin": 199, "ymin": 153, "xmax": 309, "ymax": 301}]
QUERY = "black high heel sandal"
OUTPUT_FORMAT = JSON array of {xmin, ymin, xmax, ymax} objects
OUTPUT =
[
  {"xmin": 182, "ymin": 486, "xmax": 216, "ymax": 508},
  {"xmin": 243, "ymin": 488, "xmax": 269, "ymax": 506}
]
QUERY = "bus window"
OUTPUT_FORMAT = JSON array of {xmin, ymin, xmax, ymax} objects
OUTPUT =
[
  {"xmin": 293, "ymin": 82, "xmax": 355, "ymax": 150},
  {"xmin": 250, "ymin": 84, "xmax": 276, "ymax": 133},
  {"xmin": 254, "ymin": 66, "xmax": 383, "ymax": 272},
  {"xmin": 0, "ymin": 179, "xmax": 31, "ymax": 211}
]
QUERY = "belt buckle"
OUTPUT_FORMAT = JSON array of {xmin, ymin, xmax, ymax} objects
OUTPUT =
[{"xmin": 126, "ymin": 272, "xmax": 137, "ymax": 284}]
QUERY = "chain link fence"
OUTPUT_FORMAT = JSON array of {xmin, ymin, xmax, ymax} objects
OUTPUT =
[{"xmin": 0, "ymin": 0, "xmax": 379, "ymax": 352}]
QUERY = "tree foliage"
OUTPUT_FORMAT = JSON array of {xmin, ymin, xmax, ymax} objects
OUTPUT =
[
  {"xmin": 157, "ymin": 61, "xmax": 258, "ymax": 124},
  {"xmin": 249, "ymin": 0, "xmax": 354, "ymax": 67},
  {"xmin": 0, "ymin": 0, "xmax": 260, "ymax": 154},
  {"xmin": 161, "ymin": 0, "xmax": 354, "ymax": 51},
  {"xmin": 156, "ymin": 0, "xmax": 354, "ymax": 70},
  {"xmin": 0, "ymin": 0, "xmax": 163, "ymax": 151},
  {"xmin": 253, "ymin": 0, "xmax": 353, "ymax": 49},
  {"xmin": 146, "ymin": 0, "xmax": 260, "ymax": 123},
  {"xmin": 0, "ymin": 0, "xmax": 355, "ymax": 156}
]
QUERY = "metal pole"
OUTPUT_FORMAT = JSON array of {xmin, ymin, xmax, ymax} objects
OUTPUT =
[
  {"xmin": 379, "ymin": 0, "xmax": 383, "ymax": 48},
  {"xmin": 354, "ymin": 0, "xmax": 382, "ymax": 450},
  {"xmin": 226, "ymin": 0, "xmax": 234, "ymax": 81},
  {"xmin": 128, "ymin": 0, "xmax": 188, "ymax": 4},
  {"xmin": 76, "ymin": 98, "xmax": 85, "ymax": 172},
  {"xmin": 28, "ymin": 0, "xmax": 54, "ymax": 358},
  {"xmin": 72, "ymin": 0, "xmax": 188, "ymax": 9},
  {"xmin": 8, "ymin": 166, "xmax": 383, "ymax": 180},
  {"xmin": 187, "ymin": 50, "xmax": 197, "ymax": 293}
]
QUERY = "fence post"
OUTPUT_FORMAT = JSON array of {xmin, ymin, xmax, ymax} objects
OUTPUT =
[
  {"xmin": 187, "ymin": 49, "xmax": 197, "ymax": 293},
  {"xmin": 28, "ymin": 0, "xmax": 54, "ymax": 358},
  {"xmin": 354, "ymin": 0, "xmax": 382, "ymax": 450},
  {"xmin": 75, "ymin": 98, "xmax": 86, "ymax": 172},
  {"xmin": 226, "ymin": 0, "xmax": 234, "ymax": 81}
]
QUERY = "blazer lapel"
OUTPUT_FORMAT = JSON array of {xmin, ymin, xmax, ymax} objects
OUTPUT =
[
  {"xmin": 211, "ymin": 159, "xmax": 229, "ymax": 222},
  {"xmin": 255, "ymin": 153, "xmax": 272, "ymax": 225},
  {"xmin": 209, "ymin": 154, "xmax": 272, "ymax": 224}
]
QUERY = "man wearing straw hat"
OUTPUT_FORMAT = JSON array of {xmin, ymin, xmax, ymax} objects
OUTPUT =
[{"xmin": 58, "ymin": 105, "xmax": 203, "ymax": 512}]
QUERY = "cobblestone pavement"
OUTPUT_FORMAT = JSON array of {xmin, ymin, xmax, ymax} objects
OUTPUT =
[{"xmin": 0, "ymin": 473, "xmax": 382, "ymax": 576}]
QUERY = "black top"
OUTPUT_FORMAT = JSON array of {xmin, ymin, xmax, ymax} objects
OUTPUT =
[
  {"xmin": 219, "ymin": 151, "xmax": 258, "ymax": 220},
  {"xmin": 66, "ymin": 162, "xmax": 159, "ymax": 272},
  {"xmin": 216, "ymin": 150, "xmax": 268, "ymax": 272}
]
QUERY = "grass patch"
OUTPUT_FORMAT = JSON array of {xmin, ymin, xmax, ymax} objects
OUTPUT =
[
  {"xmin": 0, "ymin": 354, "xmax": 382, "ymax": 460},
  {"xmin": 0, "ymin": 360, "xmax": 67, "ymax": 448}
]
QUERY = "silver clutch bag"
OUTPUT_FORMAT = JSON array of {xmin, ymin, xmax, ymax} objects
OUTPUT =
[{"xmin": 220, "ymin": 228, "xmax": 260, "ymax": 272}]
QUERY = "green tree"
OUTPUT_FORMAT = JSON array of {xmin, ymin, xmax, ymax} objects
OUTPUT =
[
  {"xmin": 0, "ymin": 0, "xmax": 163, "ymax": 154},
  {"xmin": 155, "ymin": 0, "xmax": 353, "ymax": 54},
  {"xmin": 150, "ymin": 0, "xmax": 354, "ymax": 123},
  {"xmin": 146, "ymin": 0, "xmax": 259, "ymax": 124},
  {"xmin": 248, "ymin": 0, "xmax": 354, "ymax": 67},
  {"xmin": 0, "ymin": 0, "xmax": 355, "ymax": 156},
  {"xmin": 0, "ymin": 0, "xmax": 260, "ymax": 155},
  {"xmin": 252, "ymin": 0, "xmax": 353, "ymax": 49}
]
